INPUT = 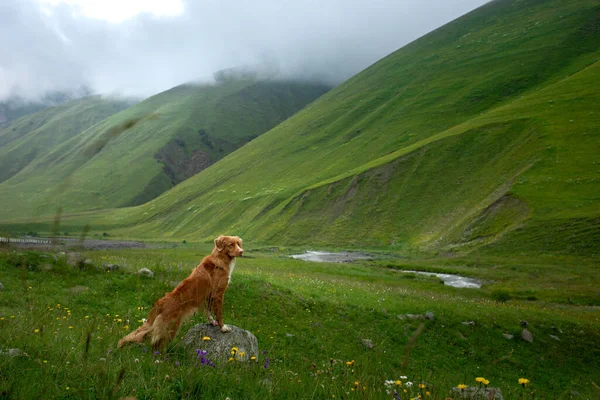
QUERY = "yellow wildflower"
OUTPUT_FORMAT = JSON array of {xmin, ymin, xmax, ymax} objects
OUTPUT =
[
  {"xmin": 457, "ymin": 384, "xmax": 467, "ymax": 390},
  {"xmin": 239, "ymin": 352, "xmax": 245, "ymax": 357},
  {"xmin": 34, "ymin": 329, "xmax": 40, "ymax": 333},
  {"xmin": 518, "ymin": 378, "xmax": 530, "ymax": 386},
  {"xmin": 69, "ymin": 326, "xmax": 73, "ymax": 329},
  {"xmin": 476, "ymin": 377, "xmax": 485, "ymax": 383},
  {"xmin": 231, "ymin": 347, "xmax": 238, "ymax": 352},
  {"xmin": 250, "ymin": 356, "xmax": 257, "ymax": 361},
  {"xmin": 202, "ymin": 336, "xmax": 210, "ymax": 341},
  {"xmin": 354, "ymin": 381, "xmax": 359, "ymax": 387},
  {"xmin": 419, "ymin": 383, "xmax": 426, "ymax": 389},
  {"xmin": 345, "ymin": 360, "xmax": 355, "ymax": 366},
  {"xmin": 395, "ymin": 380, "xmax": 402, "ymax": 386},
  {"xmin": 483, "ymin": 379, "xmax": 490, "ymax": 386}
]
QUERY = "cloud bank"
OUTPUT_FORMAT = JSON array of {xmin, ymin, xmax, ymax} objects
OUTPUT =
[{"xmin": 1, "ymin": 0, "xmax": 489, "ymax": 100}]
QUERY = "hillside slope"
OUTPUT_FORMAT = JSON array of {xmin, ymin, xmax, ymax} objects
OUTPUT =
[
  {"xmin": 5, "ymin": 0, "xmax": 600, "ymax": 256},
  {"xmin": 0, "ymin": 96, "xmax": 132, "ymax": 183},
  {"xmin": 0, "ymin": 80, "xmax": 330, "ymax": 218}
]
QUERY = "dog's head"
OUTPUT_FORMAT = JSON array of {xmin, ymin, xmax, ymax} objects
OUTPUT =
[{"xmin": 214, "ymin": 235, "xmax": 243, "ymax": 258}]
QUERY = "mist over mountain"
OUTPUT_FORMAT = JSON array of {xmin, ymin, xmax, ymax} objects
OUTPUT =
[{"xmin": 1, "ymin": 0, "xmax": 489, "ymax": 101}]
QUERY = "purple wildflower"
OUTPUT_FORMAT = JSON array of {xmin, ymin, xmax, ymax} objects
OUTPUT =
[
  {"xmin": 196, "ymin": 348, "xmax": 216, "ymax": 368},
  {"xmin": 174, "ymin": 361, "xmax": 180, "ymax": 367},
  {"xmin": 394, "ymin": 391, "xmax": 401, "ymax": 400}
]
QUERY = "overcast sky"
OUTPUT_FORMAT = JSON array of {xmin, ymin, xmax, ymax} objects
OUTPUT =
[{"xmin": 1, "ymin": 0, "xmax": 489, "ymax": 101}]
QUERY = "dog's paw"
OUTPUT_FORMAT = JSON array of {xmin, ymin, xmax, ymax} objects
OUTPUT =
[
  {"xmin": 209, "ymin": 318, "xmax": 219, "ymax": 327},
  {"xmin": 220, "ymin": 325, "xmax": 232, "ymax": 333}
]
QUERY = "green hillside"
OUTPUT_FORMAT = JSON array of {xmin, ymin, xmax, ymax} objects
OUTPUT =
[
  {"xmin": 0, "ymin": 96, "xmax": 132, "ymax": 183},
  {"xmin": 4, "ymin": 0, "xmax": 599, "ymax": 257},
  {"xmin": 0, "ymin": 80, "xmax": 330, "ymax": 218}
]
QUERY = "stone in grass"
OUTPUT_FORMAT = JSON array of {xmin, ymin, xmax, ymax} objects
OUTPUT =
[
  {"xmin": 0, "ymin": 348, "xmax": 28, "ymax": 358},
  {"xmin": 503, "ymin": 333, "xmax": 514, "ymax": 340},
  {"xmin": 66, "ymin": 252, "xmax": 86, "ymax": 269},
  {"xmin": 0, "ymin": 282, "xmax": 4, "ymax": 291},
  {"xmin": 102, "ymin": 263, "xmax": 119, "ymax": 272},
  {"xmin": 137, "ymin": 268, "xmax": 154, "ymax": 278},
  {"xmin": 361, "ymin": 338, "xmax": 375, "ymax": 349},
  {"xmin": 451, "ymin": 386, "xmax": 503, "ymax": 400},
  {"xmin": 522, "ymin": 328, "xmax": 534, "ymax": 343},
  {"xmin": 180, "ymin": 323, "xmax": 258, "ymax": 363}
]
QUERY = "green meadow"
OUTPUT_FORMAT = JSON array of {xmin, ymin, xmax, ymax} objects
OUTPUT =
[{"xmin": 1, "ymin": 244, "xmax": 598, "ymax": 399}]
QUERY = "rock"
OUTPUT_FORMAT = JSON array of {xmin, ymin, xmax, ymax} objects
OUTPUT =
[
  {"xmin": 520, "ymin": 320, "xmax": 529, "ymax": 328},
  {"xmin": 503, "ymin": 333, "xmax": 514, "ymax": 340},
  {"xmin": 521, "ymin": 328, "xmax": 533, "ymax": 343},
  {"xmin": 137, "ymin": 268, "xmax": 154, "ymax": 278},
  {"xmin": 41, "ymin": 263, "xmax": 53, "ymax": 272},
  {"xmin": 451, "ymin": 386, "xmax": 503, "ymax": 400},
  {"xmin": 425, "ymin": 311, "xmax": 435, "ymax": 321},
  {"xmin": 83, "ymin": 259, "xmax": 94, "ymax": 267},
  {"xmin": 0, "ymin": 282, "xmax": 4, "ymax": 291},
  {"xmin": 397, "ymin": 315, "xmax": 406, "ymax": 320},
  {"xmin": 68, "ymin": 285, "xmax": 88, "ymax": 295},
  {"xmin": 462, "ymin": 321, "xmax": 476, "ymax": 326},
  {"xmin": 0, "ymin": 348, "xmax": 27, "ymax": 358},
  {"xmin": 549, "ymin": 334, "xmax": 560, "ymax": 341},
  {"xmin": 361, "ymin": 339, "xmax": 374, "ymax": 349},
  {"xmin": 66, "ymin": 252, "xmax": 85, "ymax": 269},
  {"xmin": 102, "ymin": 263, "xmax": 119, "ymax": 272},
  {"xmin": 179, "ymin": 323, "xmax": 258, "ymax": 363}
]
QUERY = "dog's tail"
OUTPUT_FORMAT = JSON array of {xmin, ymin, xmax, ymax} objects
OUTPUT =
[
  {"xmin": 118, "ymin": 321, "xmax": 152, "ymax": 348},
  {"xmin": 117, "ymin": 304, "xmax": 162, "ymax": 348}
]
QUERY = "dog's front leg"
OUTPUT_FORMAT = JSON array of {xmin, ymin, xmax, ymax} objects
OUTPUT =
[{"xmin": 211, "ymin": 290, "xmax": 231, "ymax": 333}]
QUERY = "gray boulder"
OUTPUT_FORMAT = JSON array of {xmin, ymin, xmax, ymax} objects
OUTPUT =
[
  {"xmin": 66, "ymin": 252, "xmax": 85, "ymax": 269},
  {"xmin": 522, "ymin": 328, "xmax": 534, "ymax": 343},
  {"xmin": 137, "ymin": 268, "xmax": 154, "ymax": 277},
  {"xmin": 451, "ymin": 386, "xmax": 503, "ymax": 400},
  {"xmin": 0, "ymin": 348, "xmax": 28, "ymax": 358},
  {"xmin": 102, "ymin": 263, "xmax": 119, "ymax": 272},
  {"xmin": 180, "ymin": 324, "xmax": 258, "ymax": 363}
]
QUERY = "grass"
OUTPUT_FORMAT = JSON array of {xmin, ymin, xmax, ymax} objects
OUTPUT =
[{"xmin": 1, "ymin": 245, "xmax": 598, "ymax": 399}]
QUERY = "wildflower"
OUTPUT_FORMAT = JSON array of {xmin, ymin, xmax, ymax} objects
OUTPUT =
[
  {"xmin": 68, "ymin": 326, "xmax": 73, "ymax": 329},
  {"xmin": 202, "ymin": 336, "xmax": 211, "ymax": 341},
  {"xmin": 483, "ymin": 379, "xmax": 490, "ymax": 386},
  {"xmin": 231, "ymin": 347, "xmax": 238, "ymax": 353},
  {"xmin": 405, "ymin": 382, "xmax": 413, "ymax": 387},
  {"xmin": 518, "ymin": 378, "xmax": 530, "ymax": 387},
  {"xmin": 66, "ymin": 387, "xmax": 69, "ymax": 391},
  {"xmin": 400, "ymin": 375, "xmax": 408, "ymax": 379},
  {"xmin": 426, "ymin": 391, "xmax": 431, "ymax": 396},
  {"xmin": 264, "ymin": 355, "xmax": 271, "ymax": 369},
  {"xmin": 43, "ymin": 360, "xmax": 48, "ymax": 363},
  {"xmin": 155, "ymin": 360, "xmax": 160, "ymax": 364},
  {"xmin": 34, "ymin": 329, "xmax": 40, "ymax": 333},
  {"xmin": 476, "ymin": 377, "xmax": 485, "ymax": 383},
  {"xmin": 134, "ymin": 359, "xmax": 139, "ymax": 363},
  {"xmin": 395, "ymin": 380, "xmax": 402, "ymax": 386},
  {"xmin": 457, "ymin": 384, "xmax": 467, "ymax": 390},
  {"xmin": 250, "ymin": 356, "xmax": 257, "ymax": 361},
  {"xmin": 84, "ymin": 316, "xmax": 89, "ymax": 319},
  {"xmin": 238, "ymin": 352, "xmax": 245, "ymax": 358},
  {"xmin": 354, "ymin": 381, "xmax": 359, "ymax": 387},
  {"xmin": 228, "ymin": 357, "xmax": 234, "ymax": 362},
  {"xmin": 345, "ymin": 360, "xmax": 355, "ymax": 366},
  {"xmin": 419, "ymin": 383, "xmax": 426, "ymax": 389}
]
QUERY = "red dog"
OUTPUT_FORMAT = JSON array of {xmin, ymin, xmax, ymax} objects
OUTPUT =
[{"xmin": 118, "ymin": 235, "xmax": 243, "ymax": 349}]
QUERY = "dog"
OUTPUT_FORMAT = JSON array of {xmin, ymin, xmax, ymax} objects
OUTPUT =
[{"xmin": 118, "ymin": 235, "xmax": 243, "ymax": 349}]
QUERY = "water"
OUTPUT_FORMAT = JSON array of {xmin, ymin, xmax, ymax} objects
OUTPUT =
[
  {"xmin": 290, "ymin": 251, "xmax": 372, "ymax": 263},
  {"xmin": 399, "ymin": 270, "xmax": 482, "ymax": 289},
  {"xmin": 289, "ymin": 251, "xmax": 482, "ymax": 289}
]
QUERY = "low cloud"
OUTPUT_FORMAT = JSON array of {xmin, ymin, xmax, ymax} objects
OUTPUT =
[{"xmin": 1, "ymin": 0, "xmax": 489, "ymax": 101}]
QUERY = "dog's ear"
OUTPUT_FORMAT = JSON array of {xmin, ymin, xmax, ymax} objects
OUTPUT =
[{"xmin": 214, "ymin": 236, "xmax": 226, "ymax": 252}]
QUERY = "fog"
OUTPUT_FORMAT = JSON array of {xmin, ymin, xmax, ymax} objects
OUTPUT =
[{"xmin": 1, "ymin": 0, "xmax": 489, "ymax": 101}]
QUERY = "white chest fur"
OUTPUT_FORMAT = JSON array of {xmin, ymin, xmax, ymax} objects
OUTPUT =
[{"xmin": 228, "ymin": 259, "xmax": 236, "ymax": 283}]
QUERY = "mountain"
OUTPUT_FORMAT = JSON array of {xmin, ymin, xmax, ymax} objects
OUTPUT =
[
  {"xmin": 49, "ymin": 0, "xmax": 595, "ymax": 257},
  {"xmin": 0, "ymin": 96, "xmax": 132, "ymax": 183},
  {"xmin": 0, "ymin": 79, "xmax": 330, "ymax": 218}
]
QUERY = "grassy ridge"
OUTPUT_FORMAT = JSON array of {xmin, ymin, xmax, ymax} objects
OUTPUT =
[
  {"xmin": 0, "ymin": 80, "xmax": 329, "ymax": 219},
  {"xmin": 0, "ymin": 96, "xmax": 131, "ymax": 183},
  {"xmin": 31, "ymin": 0, "xmax": 598, "ymax": 256}
]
